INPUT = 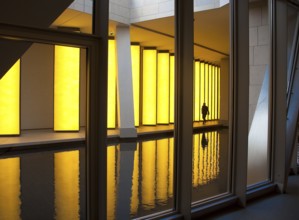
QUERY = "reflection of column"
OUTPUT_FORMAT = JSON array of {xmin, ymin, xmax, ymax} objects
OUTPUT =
[
  {"xmin": 116, "ymin": 142, "xmax": 136, "ymax": 220},
  {"xmin": 156, "ymin": 139, "xmax": 169, "ymax": 205},
  {"xmin": 168, "ymin": 138, "xmax": 174, "ymax": 197},
  {"xmin": 107, "ymin": 146, "xmax": 117, "ymax": 220},
  {"xmin": 21, "ymin": 153, "xmax": 54, "ymax": 220},
  {"xmin": 54, "ymin": 150, "xmax": 80, "ymax": 220},
  {"xmin": 0, "ymin": 157, "xmax": 20, "ymax": 220},
  {"xmin": 116, "ymin": 26, "xmax": 137, "ymax": 137},
  {"xmin": 142, "ymin": 140, "xmax": 156, "ymax": 210},
  {"xmin": 193, "ymin": 134, "xmax": 199, "ymax": 187},
  {"xmin": 130, "ymin": 144, "xmax": 139, "ymax": 215}
]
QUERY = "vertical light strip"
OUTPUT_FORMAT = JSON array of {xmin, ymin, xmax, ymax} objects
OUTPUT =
[
  {"xmin": 130, "ymin": 144, "xmax": 139, "ymax": 214},
  {"xmin": 211, "ymin": 65, "xmax": 215, "ymax": 120},
  {"xmin": 169, "ymin": 55, "xmax": 175, "ymax": 123},
  {"xmin": 107, "ymin": 146, "xmax": 116, "ymax": 220},
  {"xmin": 204, "ymin": 63, "xmax": 209, "ymax": 120},
  {"xmin": 208, "ymin": 64, "xmax": 212, "ymax": 121},
  {"xmin": 200, "ymin": 62, "xmax": 205, "ymax": 121},
  {"xmin": 218, "ymin": 67, "xmax": 221, "ymax": 119},
  {"xmin": 55, "ymin": 150, "xmax": 80, "ymax": 220},
  {"xmin": 215, "ymin": 67, "xmax": 218, "ymax": 119},
  {"xmin": 107, "ymin": 39, "xmax": 117, "ymax": 129},
  {"xmin": 168, "ymin": 137, "xmax": 174, "ymax": 197},
  {"xmin": 54, "ymin": 45, "xmax": 80, "ymax": 131},
  {"xmin": 157, "ymin": 51, "xmax": 170, "ymax": 124},
  {"xmin": 142, "ymin": 140, "xmax": 156, "ymax": 210},
  {"xmin": 131, "ymin": 44, "xmax": 140, "ymax": 127},
  {"xmin": 0, "ymin": 158, "xmax": 20, "ymax": 220},
  {"xmin": 194, "ymin": 61, "xmax": 200, "ymax": 121},
  {"xmin": 142, "ymin": 48, "xmax": 157, "ymax": 125},
  {"xmin": 156, "ymin": 139, "xmax": 169, "ymax": 204},
  {"xmin": 0, "ymin": 60, "xmax": 20, "ymax": 135}
]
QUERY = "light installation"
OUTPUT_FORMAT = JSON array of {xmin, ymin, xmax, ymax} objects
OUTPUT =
[
  {"xmin": 108, "ymin": 39, "xmax": 117, "ymax": 129},
  {"xmin": 131, "ymin": 44, "xmax": 141, "ymax": 126},
  {"xmin": 194, "ymin": 60, "xmax": 200, "ymax": 121},
  {"xmin": 157, "ymin": 51, "xmax": 170, "ymax": 124},
  {"xmin": 200, "ymin": 62, "xmax": 205, "ymax": 121},
  {"xmin": 54, "ymin": 45, "xmax": 80, "ymax": 131},
  {"xmin": 142, "ymin": 48, "xmax": 157, "ymax": 125},
  {"xmin": 169, "ymin": 55, "xmax": 175, "ymax": 123},
  {"xmin": 0, "ymin": 60, "xmax": 20, "ymax": 135}
]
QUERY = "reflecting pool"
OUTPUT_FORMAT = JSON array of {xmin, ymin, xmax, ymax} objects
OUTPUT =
[{"xmin": 0, "ymin": 128, "xmax": 229, "ymax": 220}]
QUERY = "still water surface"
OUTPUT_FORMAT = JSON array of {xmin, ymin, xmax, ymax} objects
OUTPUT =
[{"xmin": 0, "ymin": 128, "xmax": 228, "ymax": 220}]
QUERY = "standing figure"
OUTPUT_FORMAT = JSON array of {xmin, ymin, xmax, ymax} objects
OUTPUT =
[{"xmin": 201, "ymin": 103, "xmax": 209, "ymax": 124}]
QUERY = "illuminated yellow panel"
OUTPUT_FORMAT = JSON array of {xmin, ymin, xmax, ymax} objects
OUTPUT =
[
  {"xmin": 0, "ymin": 61, "xmax": 20, "ymax": 135},
  {"xmin": 142, "ymin": 49, "xmax": 157, "ymax": 125},
  {"xmin": 168, "ymin": 138, "xmax": 174, "ymax": 197},
  {"xmin": 211, "ymin": 65, "xmax": 215, "ymax": 120},
  {"xmin": 54, "ymin": 46, "xmax": 80, "ymax": 131},
  {"xmin": 157, "ymin": 52, "xmax": 170, "ymax": 124},
  {"xmin": 130, "ymin": 144, "xmax": 139, "ymax": 214},
  {"xmin": 156, "ymin": 139, "xmax": 169, "ymax": 204},
  {"xmin": 193, "ymin": 134, "xmax": 199, "ymax": 187},
  {"xmin": 200, "ymin": 62, "xmax": 205, "ymax": 121},
  {"xmin": 131, "ymin": 44, "xmax": 140, "ymax": 127},
  {"xmin": 208, "ymin": 64, "xmax": 212, "ymax": 121},
  {"xmin": 194, "ymin": 61, "xmax": 200, "ymax": 121},
  {"xmin": 142, "ymin": 140, "xmax": 156, "ymax": 209},
  {"xmin": 215, "ymin": 67, "xmax": 218, "ymax": 119},
  {"xmin": 107, "ymin": 146, "xmax": 116, "ymax": 219},
  {"xmin": 107, "ymin": 39, "xmax": 117, "ymax": 129},
  {"xmin": 218, "ymin": 67, "xmax": 221, "ymax": 119},
  {"xmin": 0, "ymin": 158, "xmax": 20, "ymax": 220},
  {"xmin": 55, "ymin": 151, "xmax": 79, "ymax": 220},
  {"xmin": 204, "ymin": 63, "xmax": 209, "ymax": 120},
  {"xmin": 169, "ymin": 55, "xmax": 175, "ymax": 123}
]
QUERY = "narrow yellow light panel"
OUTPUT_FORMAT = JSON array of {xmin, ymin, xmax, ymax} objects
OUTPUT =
[
  {"xmin": 218, "ymin": 67, "xmax": 221, "ymax": 119},
  {"xmin": 131, "ymin": 44, "xmax": 140, "ymax": 127},
  {"xmin": 200, "ymin": 62, "xmax": 205, "ymax": 121},
  {"xmin": 204, "ymin": 63, "xmax": 209, "ymax": 116},
  {"xmin": 211, "ymin": 65, "xmax": 215, "ymax": 120},
  {"xmin": 54, "ymin": 150, "xmax": 79, "ymax": 220},
  {"xmin": 142, "ymin": 49, "xmax": 157, "ymax": 125},
  {"xmin": 208, "ymin": 64, "xmax": 212, "ymax": 120},
  {"xmin": 54, "ymin": 46, "xmax": 80, "ymax": 131},
  {"xmin": 0, "ymin": 60, "xmax": 20, "ymax": 135},
  {"xmin": 0, "ymin": 158, "xmax": 20, "ymax": 220},
  {"xmin": 107, "ymin": 39, "xmax": 117, "ymax": 129},
  {"xmin": 169, "ymin": 55, "xmax": 175, "ymax": 123},
  {"xmin": 157, "ymin": 52, "xmax": 170, "ymax": 124},
  {"xmin": 194, "ymin": 61, "xmax": 200, "ymax": 121},
  {"xmin": 214, "ymin": 67, "xmax": 218, "ymax": 119}
]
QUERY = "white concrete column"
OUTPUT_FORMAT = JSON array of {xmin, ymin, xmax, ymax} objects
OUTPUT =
[{"xmin": 115, "ymin": 25, "xmax": 137, "ymax": 138}]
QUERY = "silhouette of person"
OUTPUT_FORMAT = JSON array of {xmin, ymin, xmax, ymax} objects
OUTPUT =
[
  {"xmin": 201, "ymin": 132, "xmax": 208, "ymax": 148},
  {"xmin": 201, "ymin": 103, "xmax": 209, "ymax": 124}
]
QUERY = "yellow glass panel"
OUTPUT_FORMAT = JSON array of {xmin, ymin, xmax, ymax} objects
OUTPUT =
[
  {"xmin": 157, "ymin": 52, "xmax": 170, "ymax": 124},
  {"xmin": 130, "ymin": 144, "xmax": 139, "ymax": 214},
  {"xmin": 54, "ymin": 46, "xmax": 80, "ymax": 131},
  {"xmin": 156, "ymin": 139, "xmax": 169, "ymax": 204},
  {"xmin": 215, "ymin": 67, "xmax": 218, "ymax": 119},
  {"xmin": 169, "ymin": 55, "xmax": 175, "ymax": 123},
  {"xmin": 142, "ymin": 49, "xmax": 157, "ymax": 125},
  {"xmin": 200, "ymin": 62, "xmax": 205, "ymax": 121},
  {"xmin": 204, "ymin": 63, "xmax": 209, "ymax": 119},
  {"xmin": 0, "ymin": 60, "xmax": 20, "ymax": 135},
  {"xmin": 218, "ymin": 67, "xmax": 221, "ymax": 119},
  {"xmin": 0, "ymin": 158, "xmax": 21, "ymax": 220},
  {"xmin": 193, "ymin": 134, "xmax": 199, "ymax": 187},
  {"xmin": 108, "ymin": 39, "xmax": 117, "ymax": 129},
  {"xmin": 194, "ymin": 61, "xmax": 200, "ymax": 121},
  {"xmin": 168, "ymin": 137, "xmax": 174, "ymax": 197},
  {"xmin": 54, "ymin": 150, "xmax": 79, "ymax": 220},
  {"xmin": 211, "ymin": 65, "xmax": 215, "ymax": 120},
  {"xmin": 208, "ymin": 64, "xmax": 212, "ymax": 121},
  {"xmin": 142, "ymin": 140, "xmax": 156, "ymax": 209},
  {"xmin": 131, "ymin": 44, "xmax": 140, "ymax": 127},
  {"xmin": 107, "ymin": 146, "xmax": 116, "ymax": 219}
]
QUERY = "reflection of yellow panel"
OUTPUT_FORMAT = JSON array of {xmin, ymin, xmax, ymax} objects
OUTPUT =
[
  {"xmin": 0, "ymin": 60, "xmax": 20, "ymax": 135},
  {"xmin": 157, "ymin": 52, "xmax": 170, "ymax": 124},
  {"xmin": 193, "ymin": 134, "xmax": 199, "ymax": 187},
  {"xmin": 194, "ymin": 61, "xmax": 200, "ymax": 121},
  {"xmin": 169, "ymin": 55, "xmax": 175, "ymax": 123},
  {"xmin": 168, "ymin": 138, "xmax": 174, "ymax": 197},
  {"xmin": 199, "ymin": 136, "xmax": 204, "ymax": 185},
  {"xmin": 200, "ymin": 63, "xmax": 205, "ymax": 121},
  {"xmin": 156, "ymin": 139, "xmax": 169, "ymax": 204},
  {"xmin": 108, "ymin": 39, "xmax": 117, "ymax": 129},
  {"xmin": 54, "ymin": 46, "xmax": 80, "ymax": 131},
  {"xmin": 0, "ymin": 158, "xmax": 20, "ymax": 220},
  {"xmin": 55, "ymin": 151, "xmax": 79, "ymax": 220},
  {"xmin": 131, "ymin": 44, "xmax": 140, "ymax": 126},
  {"xmin": 142, "ymin": 49, "xmax": 157, "ymax": 125},
  {"xmin": 130, "ymin": 144, "xmax": 139, "ymax": 214},
  {"xmin": 142, "ymin": 140, "xmax": 156, "ymax": 209},
  {"xmin": 107, "ymin": 146, "xmax": 116, "ymax": 219}
]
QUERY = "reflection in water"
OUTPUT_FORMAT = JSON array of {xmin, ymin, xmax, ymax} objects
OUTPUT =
[
  {"xmin": 107, "ymin": 146, "xmax": 117, "ymax": 220},
  {"xmin": 0, "ymin": 158, "xmax": 21, "ymax": 220},
  {"xmin": 54, "ymin": 150, "xmax": 80, "ymax": 220}
]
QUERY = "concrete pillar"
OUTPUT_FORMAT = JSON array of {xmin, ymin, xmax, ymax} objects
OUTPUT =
[
  {"xmin": 115, "ymin": 25, "xmax": 137, "ymax": 138},
  {"xmin": 220, "ymin": 58, "xmax": 229, "ymax": 126}
]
